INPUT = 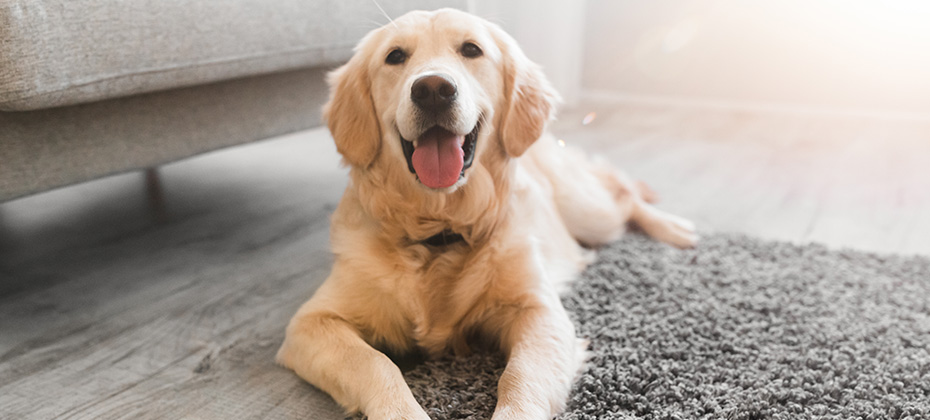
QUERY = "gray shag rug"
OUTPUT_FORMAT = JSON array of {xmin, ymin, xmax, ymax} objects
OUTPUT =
[{"xmin": 387, "ymin": 233, "xmax": 930, "ymax": 420}]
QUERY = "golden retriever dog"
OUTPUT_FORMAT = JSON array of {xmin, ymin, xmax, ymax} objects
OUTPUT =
[{"xmin": 277, "ymin": 8, "xmax": 697, "ymax": 420}]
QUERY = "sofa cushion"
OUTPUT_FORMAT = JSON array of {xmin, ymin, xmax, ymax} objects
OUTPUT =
[
  {"xmin": 0, "ymin": 68, "xmax": 334, "ymax": 202},
  {"xmin": 0, "ymin": 0, "xmax": 466, "ymax": 111}
]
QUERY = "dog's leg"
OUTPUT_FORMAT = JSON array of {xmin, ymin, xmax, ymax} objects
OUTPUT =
[
  {"xmin": 276, "ymin": 312, "xmax": 428, "ymax": 420},
  {"xmin": 526, "ymin": 138, "xmax": 631, "ymax": 247},
  {"xmin": 598, "ymin": 168, "xmax": 698, "ymax": 249},
  {"xmin": 636, "ymin": 179, "xmax": 660, "ymax": 204},
  {"xmin": 530, "ymin": 137, "xmax": 697, "ymax": 248},
  {"xmin": 630, "ymin": 200, "xmax": 698, "ymax": 249},
  {"xmin": 490, "ymin": 301, "xmax": 585, "ymax": 420}
]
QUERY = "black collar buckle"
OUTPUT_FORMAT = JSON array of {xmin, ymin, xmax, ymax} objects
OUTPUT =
[{"xmin": 420, "ymin": 229, "xmax": 465, "ymax": 247}]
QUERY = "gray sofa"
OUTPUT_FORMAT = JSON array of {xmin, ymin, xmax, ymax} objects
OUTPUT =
[{"xmin": 0, "ymin": 0, "xmax": 466, "ymax": 202}]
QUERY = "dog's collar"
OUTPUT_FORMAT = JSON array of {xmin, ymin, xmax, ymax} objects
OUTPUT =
[{"xmin": 419, "ymin": 229, "xmax": 465, "ymax": 247}]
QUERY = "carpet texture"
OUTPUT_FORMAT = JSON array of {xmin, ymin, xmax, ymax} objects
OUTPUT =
[{"xmin": 394, "ymin": 233, "xmax": 930, "ymax": 419}]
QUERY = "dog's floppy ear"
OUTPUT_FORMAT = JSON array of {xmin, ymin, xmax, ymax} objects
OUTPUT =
[
  {"xmin": 323, "ymin": 53, "xmax": 382, "ymax": 168},
  {"xmin": 492, "ymin": 24, "xmax": 561, "ymax": 158}
]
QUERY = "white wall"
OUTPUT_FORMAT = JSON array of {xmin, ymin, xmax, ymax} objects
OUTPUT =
[
  {"xmin": 582, "ymin": 0, "xmax": 930, "ymax": 115},
  {"xmin": 469, "ymin": 0, "xmax": 586, "ymax": 105}
]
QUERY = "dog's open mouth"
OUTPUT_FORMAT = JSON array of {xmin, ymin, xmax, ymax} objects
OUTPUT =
[{"xmin": 401, "ymin": 122, "xmax": 479, "ymax": 189}]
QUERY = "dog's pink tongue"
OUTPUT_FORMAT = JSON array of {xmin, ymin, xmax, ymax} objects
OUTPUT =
[{"xmin": 412, "ymin": 127, "xmax": 464, "ymax": 189}]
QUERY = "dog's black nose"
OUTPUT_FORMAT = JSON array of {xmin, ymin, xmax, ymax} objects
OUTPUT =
[{"xmin": 411, "ymin": 74, "xmax": 457, "ymax": 110}]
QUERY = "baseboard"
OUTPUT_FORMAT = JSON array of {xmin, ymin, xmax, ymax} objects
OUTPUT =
[{"xmin": 581, "ymin": 90, "xmax": 930, "ymax": 122}]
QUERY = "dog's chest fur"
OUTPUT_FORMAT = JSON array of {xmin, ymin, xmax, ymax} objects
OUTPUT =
[
  {"xmin": 333, "ymin": 162, "xmax": 587, "ymax": 358},
  {"xmin": 386, "ymin": 242, "xmax": 499, "ymax": 357}
]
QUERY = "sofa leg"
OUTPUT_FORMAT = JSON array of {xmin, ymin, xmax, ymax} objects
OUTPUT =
[{"xmin": 145, "ymin": 168, "xmax": 167, "ymax": 223}]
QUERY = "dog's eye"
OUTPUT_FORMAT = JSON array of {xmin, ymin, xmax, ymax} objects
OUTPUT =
[
  {"xmin": 460, "ymin": 42, "xmax": 483, "ymax": 58},
  {"xmin": 385, "ymin": 48, "xmax": 407, "ymax": 65}
]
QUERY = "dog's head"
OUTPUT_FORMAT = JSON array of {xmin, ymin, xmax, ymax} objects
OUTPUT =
[{"xmin": 324, "ymin": 8, "xmax": 559, "ymax": 192}]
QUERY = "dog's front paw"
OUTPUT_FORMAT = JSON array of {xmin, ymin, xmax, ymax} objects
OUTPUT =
[
  {"xmin": 369, "ymin": 413, "xmax": 430, "ymax": 420},
  {"xmin": 367, "ymin": 402, "xmax": 431, "ymax": 420},
  {"xmin": 491, "ymin": 404, "xmax": 550, "ymax": 420}
]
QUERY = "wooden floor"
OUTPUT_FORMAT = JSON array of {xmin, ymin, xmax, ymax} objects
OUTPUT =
[{"xmin": 1, "ymin": 101, "xmax": 928, "ymax": 419}]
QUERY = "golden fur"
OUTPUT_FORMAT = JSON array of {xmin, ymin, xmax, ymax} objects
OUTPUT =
[{"xmin": 277, "ymin": 9, "xmax": 697, "ymax": 420}]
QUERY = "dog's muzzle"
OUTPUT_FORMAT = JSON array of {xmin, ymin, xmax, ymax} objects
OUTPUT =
[{"xmin": 400, "ymin": 72, "xmax": 479, "ymax": 190}]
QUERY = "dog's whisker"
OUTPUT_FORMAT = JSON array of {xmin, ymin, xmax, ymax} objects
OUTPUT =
[{"xmin": 370, "ymin": 0, "xmax": 399, "ymax": 29}]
